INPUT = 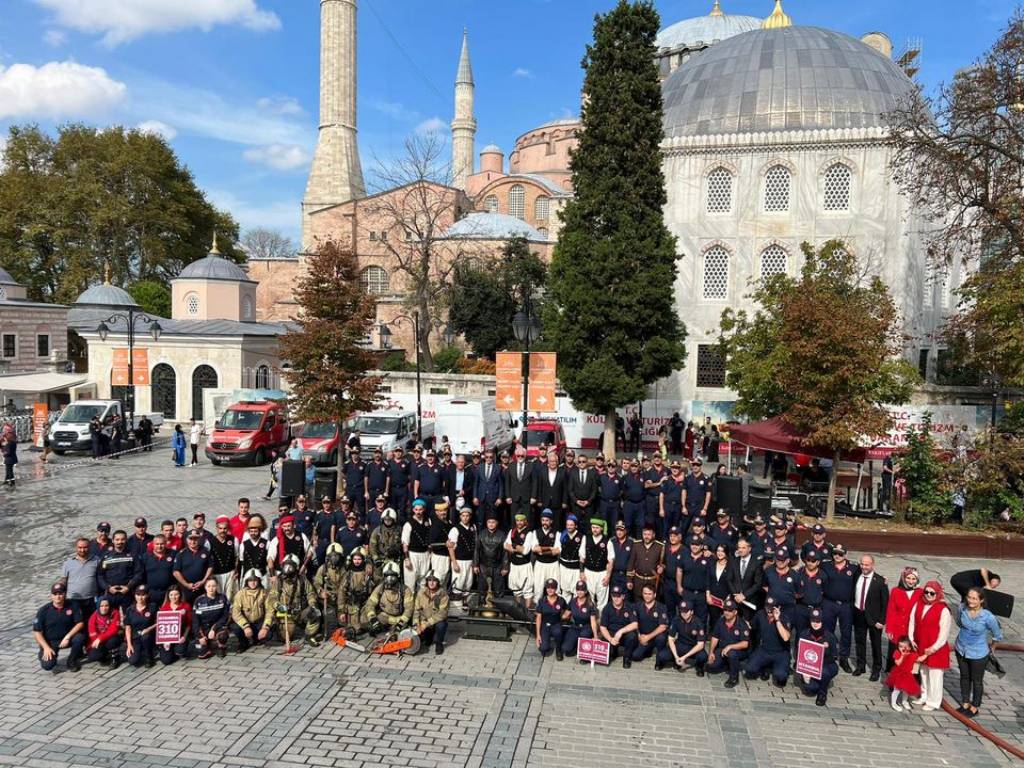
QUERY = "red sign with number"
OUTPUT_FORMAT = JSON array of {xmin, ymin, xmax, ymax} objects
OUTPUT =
[
  {"xmin": 796, "ymin": 638, "xmax": 825, "ymax": 679},
  {"xmin": 155, "ymin": 610, "xmax": 182, "ymax": 644},
  {"xmin": 577, "ymin": 637, "xmax": 611, "ymax": 665}
]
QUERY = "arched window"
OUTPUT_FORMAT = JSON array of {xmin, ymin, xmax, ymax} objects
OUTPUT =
[
  {"xmin": 823, "ymin": 163, "xmax": 851, "ymax": 211},
  {"xmin": 534, "ymin": 196, "xmax": 550, "ymax": 220},
  {"xmin": 185, "ymin": 292, "xmax": 200, "ymax": 316},
  {"xmin": 706, "ymin": 167, "xmax": 733, "ymax": 214},
  {"xmin": 151, "ymin": 363, "xmax": 176, "ymax": 419},
  {"xmin": 191, "ymin": 365, "xmax": 218, "ymax": 421},
  {"xmin": 760, "ymin": 245, "xmax": 788, "ymax": 279},
  {"xmin": 484, "ymin": 195, "xmax": 498, "ymax": 214},
  {"xmin": 537, "ymin": 228, "xmax": 549, "ymax": 240},
  {"xmin": 359, "ymin": 266, "xmax": 389, "ymax": 295},
  {"xmin": 763, "ymin": 165, "xmax": 791, "ymax": 212},
  {"xmin": 255, "ymin": 364, "xmax": 271, "ymax": 390},
  {"xmin": 508, "ymin": 185, "xmax": 525, "ymax": 219},
  {"xmin": 702, "ymin": 247, "xmax": 730, "ymax": 300}
]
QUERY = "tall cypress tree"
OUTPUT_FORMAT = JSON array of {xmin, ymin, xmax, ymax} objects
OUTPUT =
[{"xmin": 546, "ymin": 0, "xmax": 685, "ymax": 457}]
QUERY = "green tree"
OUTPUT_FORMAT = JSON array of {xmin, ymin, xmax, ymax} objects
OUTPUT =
[
  {"xmin": 719, "ymin": 241, "xmax": 919, "ymax": 520},
  {"xmin": 129, "ymin": 280, "xmax": 171, "ymax": 318},
  {"xmin": 0, "ymin": 124, "xmax": 240, "ymax": 303},
  {"xmin": 545, "ymin": 0, "xmax": 686, "ymax": 458},
  {"xmin": 279, "ymin": 240, "xmax": 381, "ymax": 490},
  {"xmin": 448, "ymin": 237, "xmax": 547, "ymax": 359},
  {"xmin": 896, "ymin": 415, "xmax": 952, "ymax": 526}
]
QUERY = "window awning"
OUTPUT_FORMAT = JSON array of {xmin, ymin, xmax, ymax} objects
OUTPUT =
[{"xmin": 0, "ymin": 372, "xmax": 89, "ymax": 393}]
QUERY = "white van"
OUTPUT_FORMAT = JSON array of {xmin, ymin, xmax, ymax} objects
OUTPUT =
[
  {"xmin": 435, "ymin": 399, "xmax": 516, "ymax": 456},
  {"xmin": 352, "ymin": 409, "xmax": 433, "ymax": 458}
]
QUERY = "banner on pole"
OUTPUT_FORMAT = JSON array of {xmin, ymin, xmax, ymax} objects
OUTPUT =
[
  {"xmin": 528, "ymin": 352, "xmax": 557, "ymax": 412},
  {"xmin": 795, "ymin": 638, "xmax": 825, "ymax": 680},
  {"xmin": 496, "ymin": 352, "xmax": 523, "ymax": 412},
  {"xmin": 577, "ymin": 637, "xmax": 610, "ymax": 665}
]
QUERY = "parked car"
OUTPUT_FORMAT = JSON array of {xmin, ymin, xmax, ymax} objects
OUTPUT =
[
  {"xmin": 49, "ymin": 400, "xmax": 163, "ymax": 454},
  {"xmin": 520, "ymin": 418, "xmax": 567, "ymax": 459},
  {"xmin": 296, "ymin": 421, "xmax": 345, "ymax": 466},
  {"xmin": 350, "ymin": 409, "xmax": 433, "ymax": 458},
  {"xmin": 435, "ymin": 398, "xmax": 516, "ymax": 456},
  {"xmin": 205, "ymin": 400, "xmax": 291, "ymax": 466}
]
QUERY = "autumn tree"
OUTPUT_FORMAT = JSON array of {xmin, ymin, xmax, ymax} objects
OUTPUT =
[
  {"xmin": 0, "ymin": 124, "xmax": 239, "ymax": 303},
  {"xmin": 241, "ymin": 228, "xmax": 295, "ymax": 260},
  {"xmin": 545, "ymin": 0, "xmax": 686, "ymax": 458},
  {"xmin": 719, "ymin": 241, "xmax": 919, "ymax": 519},
  {"xmin": 279, "ymin": 240, "xmax": 381, "ymax": 488},
  {"xmin": 887, "ymin": 12, "xmax": 1024, "ymax": 387}
]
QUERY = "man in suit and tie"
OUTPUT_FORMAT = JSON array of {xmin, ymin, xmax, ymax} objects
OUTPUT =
[
  {"xmin": 727, "ymin": 538, "xmax": 764, "ymax": 622},
  {"xmin": 473, "ymin": 450, "xmax": 504, "ymax": 528},
  {"xmin": 852, "ymin": 554, "xmax": 889, "ymax": 681},
  {"xmin": 506, "ymin": 446, "xmax": 534, "ymax": 526},
  {"xmin": 532, "ymin": 450, "xmax": 567, "ymax": 527},
  {"xmin": 568, "ymin": 453, "xmax": 598, "ymax": 527},
  {"xmin": 446, "ymin": 454, "xmax": 475, "ymax": 523}
]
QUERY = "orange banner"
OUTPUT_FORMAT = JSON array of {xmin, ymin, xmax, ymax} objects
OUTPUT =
[
  {"xmin": 496, "ymin": 384, "xmax": 523, "ymax": 412},
  {"xmin": 111, "ymin": 348, "xmax": 130, "ymax": 386},
  {"xmin": 132, "ymin": 348, "xmax": 150, "ymax": 385},
  {"xmin": 495, "ymin": 351, "xmax": 523, "ymax": 412},
  {"xmin": 528, "ymin": 352, "xmax": 557, "ymax": 413},
  {"xmin": 32, "ymin": 403, "xmax": 48, "ymax": 447}
]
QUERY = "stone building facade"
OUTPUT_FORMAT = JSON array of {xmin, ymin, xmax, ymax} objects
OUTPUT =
[{"xmin": 0, "ymin": 268, "xmax": 68, "ymax": 375}]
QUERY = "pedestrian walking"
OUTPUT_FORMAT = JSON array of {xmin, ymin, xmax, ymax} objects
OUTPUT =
[
  {"xmin": 189, "ymin": 418, "xmax": 204, "ymax": 466},
  {"xmin": 171, "ymin": 425, "xmax": 186, "ymax": 467}
]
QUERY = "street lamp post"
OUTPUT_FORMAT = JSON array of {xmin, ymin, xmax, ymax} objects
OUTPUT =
[
  {"xmin": 512, "ymin": 303, "xmax": 541, "ymax": 446},
  {"xmin": 97, "ymin": 308, "xmax": 162, "ymax": 433},
  {"xmin": 991, "ymin": 373, "xmax": 1002, "ymax": 428}
]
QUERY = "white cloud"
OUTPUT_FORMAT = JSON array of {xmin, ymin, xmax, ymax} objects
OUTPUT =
[
  {"xmin": 513, "ymin": 67, "xmax": 533, "ymax": 79},
  {"xmin": 136, "ymin": 120, "xmax": 177, "ymax": 141},
  {"xmin": 370, "ymin": 99, "xmax": 419, "ymax": 122},
  {"xmin": 257, "ymin": 96, "xmax": 303, "ymax": 116},
  {"xmin": 242, "ymin": 143, "xmax": 310, "ymax": 171},
  {"xmin": 43, "ymin": 29, "xmax": 67, "ymax": 47},
  {"xmin": 0, "ymin": 136, "xmax": 7, "ymax": 171},
  {"xmin": 0, "ymin": 61, "xmax": 126, "ymax": 120},
  {"xmin": 34, "ymin": 0, "xmax": 280, "ymax": 46},
  {"xmin": 415, "ymin": 116, "xmax": 447, "ymax": 136}
]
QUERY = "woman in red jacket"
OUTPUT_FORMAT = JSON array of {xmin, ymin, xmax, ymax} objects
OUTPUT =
[
  {"xmin": 158, "ymin": 585, "xmax": 193, "ymax": 665},
  {"xmin": 884, "ymin": 567, "xmax": 922, "ymax": 670},
  {"xmin": 86, "ymin": 596, "xmax": 122, "ymax": 667},
  {"xmin": 909, "ymin": 580, "xmax": 951, "ymax": 711}
]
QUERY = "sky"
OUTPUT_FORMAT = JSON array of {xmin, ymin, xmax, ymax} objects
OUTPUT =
[{"xmin": 0, "ymin": 0, "xmax": 1016, "ymax": 246}]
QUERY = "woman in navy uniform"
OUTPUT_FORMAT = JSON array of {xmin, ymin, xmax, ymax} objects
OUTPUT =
[
  {"xmin": 744, "ymin": 597, "xmax": 792, "ymax": 688},
  {"xmin": 797, "ymin": 607, "xmax": 839, "ymax": 706},
  {"xmin": 600, "ymin": 585, "xmax": 639, "ymax": 667},
  {"xmin": 535, "ymin": 578, "xmax": 568, "ymax": 660},
  {"xmin": 658, "ymin": 598, "xmax": 707, "ymax": 674},
  {"xmin": 631, "ymin": 584, "xmax": 669, "ymax": 666},
  {"xmin": 562, "ymin": 580, "xmax": 600, "ymax": 659},
  {"xmin": 123, "ymin": 585, "xmax": 157, "ymax": 667},
  {"xmin": 707, "ymin": 599, "xmax": 751, "ymax": 688}
]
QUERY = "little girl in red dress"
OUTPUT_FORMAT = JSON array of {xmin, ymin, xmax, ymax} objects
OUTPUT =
[{"xmin": 886, "ymin": 636, "xmax": 921, "ymax": 711}]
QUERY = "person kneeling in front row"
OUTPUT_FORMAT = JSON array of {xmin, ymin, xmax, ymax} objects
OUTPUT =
[
  {"xmin": 33, "ymin": 582, "xmax": 85, "ymax": 672},
  {"xmin": 658, "ymin": 599, "xmax": 708, "ymax": 675},
  {"xmin": 798, "ymin": 607, "xmax": 839, "ymax": 706},
  {"xmin": 600, "ymin": 585, "xmax": 639, "ymax": 667},
  {"xmin": 707, "ymin": 599, "xmax": 750, "ymax": 688},
  {"xmin": 744, "ymin": 597, "xmax": 791, "ymax": 688}
]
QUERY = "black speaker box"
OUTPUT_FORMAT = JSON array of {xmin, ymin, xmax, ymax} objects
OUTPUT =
[
  {"xmin": 314, "ymin": 468, "xmax": 338, "ymax": 502},
  {"xmin": 715, "ymin": 475, "xmax": 745, "ymax": 519},
  {"xmin": 280, "ymin": 459, "xmax": 306, "ymax": 497}
]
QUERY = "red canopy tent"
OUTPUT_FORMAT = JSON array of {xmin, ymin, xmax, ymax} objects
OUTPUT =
[{"xmin": 726, "ymin": 417, "xmax": 870, "ymax": 463}]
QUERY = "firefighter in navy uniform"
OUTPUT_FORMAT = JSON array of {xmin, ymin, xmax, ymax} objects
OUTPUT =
[
  {"xmin": 139, "ymin": 535, "xmax": 176, "ymax": 606},
  {"xmin": 335, "ymin": 510, "xmax": 368, "ymax": 558},
  {"xmin": 365, "ymin": 451, "xmax": 390, "ymax": 526},
  {"xmin": 631, "ymin": 583, "xmax": 669, "ymax": 667},
  {"xmin": 173, "ymin": 531, "xmax": 213, "ymax": 604},
  {"xmin": 744, "ymin": 597, "xmax": 792, "ymax": 688},
  {"xmin": 680, "ymin": 535, "xmax": 710, "ymax": 628},
  {"xmin": 798, "ymin": 607, "xmax": 839, "ymax": 706},
  {"xmin": 662, "ymin": 526, "xmax": 686, "ymax": 618},
  {"xmin": 708, "ymin": 509, "xmax": 739, "ymax": 554},
  {"xmin": 344, "ymin": 450, "xmax": 367, "ymax": 518},
  {"xmin": 748, "ymin": 518, "xmax": 773, "ymax": 558},
  {"xmin": 763, "ymin": 546, "xmax": 798, "ymax": 627},
  {"xmin": 599, "ymin": 585, "xmax": 639, "ymax": 667},
  {"xmin": 338, "ymin": 547, "xmax": 376, "ymax": 637},
  {"xmin": 822, "ymin": 544, "xmax": 859, "ymax": 673},
  {"xmin": 123, "ymin": 585, "xmax": 157, "ymax": 667},
  {"xmin": 562, "ymin": 580, "xmax": 600, "ymax": 658},
  {"xmin": 414, "ymin": 450, "xmax": 446, "ymax": 516},
  {"xmin": 609, "ymin": 521, "xmax": 633, "ymax": 595},
  {"xmin": 535, "ymin": 578, "xmax": 568, "ymax": 659},
  {"xmin": 98, "ymin": 530, "xmax": 140, "ymax": 611},
  {"xmin": 388, "ymin": 447, "xmax": 412, "ymax": 519},
  {"xmin": 33, "ymin": 582, "xmax": 85, "ymax": 672},
  {"xmin": 598, "ymin": 463, "xmax": 622, "ymax": 529},
  {"xmin": 658, "ymin": 599, "xmax": 708, "ymax": 674},
  {"xmin": 707, "ymin": 599, "xmax": 751, "ymax": 688},
  {"xmin": 794, "ymin": 550, "xmax": 829, "ymax": 659},
  {"xmin": 620, "ymin": 461, "xmax": 647, "ymax": 539},
  {"xmin": 362, "ymin": 561, "xmax": 414, "ymax": 633},
  {"xmin": 258, "ymin": 554, "xmax": 321, "ymax": 646}
]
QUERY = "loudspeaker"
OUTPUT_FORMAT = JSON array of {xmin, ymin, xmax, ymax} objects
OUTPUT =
[
  {"xmin": 314, "ymin": 468, "xmax": 338, "ymax": 502},
  {"xmin": 280, "ymin": 459, "xmax": 306, "ymax": 498},
  {"xmin": 747, "ymin": 493, "xmax": 771, "ymax": 520},
  {"xmin": 715, "ymin": 475, "xmax": 744, "ymax": 519}
]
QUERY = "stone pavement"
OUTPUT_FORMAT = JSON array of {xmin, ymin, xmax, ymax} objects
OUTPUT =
[{"xmin": 0, "ymin": 448, "xmax": 1021, "ymax": 768}]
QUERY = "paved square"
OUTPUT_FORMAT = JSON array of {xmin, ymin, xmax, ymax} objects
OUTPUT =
[{"xmin": 0, "ymin": 448, "xmax": 1021, "ymax": 767}]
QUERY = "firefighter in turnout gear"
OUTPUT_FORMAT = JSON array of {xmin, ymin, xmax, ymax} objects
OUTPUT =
[
  {"xmin": 338, "ymin": 547, "xmax": 376, "ymax": 636},
  {"xmin": 361, "ymin": 561, "xmax": 414, "ymax": 633},
  {"xmin": 230, "ymin": 569, "xmax": 268, "ymax": 651},
  {"xmin": 314, "ymin": 543, "xmax": 347, "ymax": 632},
  {"xmin": 370, "ymin": 508, "xmax": 403, "ymax": 568},
  {"xmin": 258, "ymin": 554, "xmax": 321, "ymax": 646}
]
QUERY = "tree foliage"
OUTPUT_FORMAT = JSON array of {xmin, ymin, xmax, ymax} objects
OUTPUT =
[
  {"xmin": 719, "ymin": 241, "xmax": 919, "ymax": 518},
  {"xmin": 895, "ymin": 415, "xmax": 953, "ymax": 526},
  {"xmin": 886, "ymin": 12, "xmax": 1024, "ymax": 386},
  {"xmin": 0, "ymin": 124, "xmax": 240, "ymax": 303},
  {"xmin": 241, "ymin": 228, "xmax": 296, "ymax": 260},
  {"xmin": 545, "ymin": 0, "xmax": 686, "ymax": 457},
  {"xmin": 448, "ymin": 237, "xmax": 547, "ymax": 359},
  {"xmin": 279, "ymin": 241, "xmax": 381, "ymax": 483},
  {"xmin": 129, "ymin": 280, "xmax": 172, "ymax": 318}
]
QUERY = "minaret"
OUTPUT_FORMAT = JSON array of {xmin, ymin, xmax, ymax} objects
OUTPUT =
[
  {"xmin": 451, "ymin": 28, "xmax": 476, "ymax": 191},
  {"xmin": 302, "ymin": 0, "xmax": 366, "ymax": 251}
]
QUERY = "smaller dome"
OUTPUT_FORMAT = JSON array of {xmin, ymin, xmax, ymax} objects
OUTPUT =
[
  {"xmin": 445, "ymin": 213, "xmax": 543, "ymax": 241},
  {"xmin": 75, "ymin": 283, "xmax": 139, "ymax": 308},
  {"xmin": 178, "ymin": 254, "xmax": 251, "ymax": 282},
  {"xmin": 481, "ymin": 144, "xmax": 503, "ymax": 153},
  {"xmin": 0, "ymin": 267, "xmax": 19, "ymax": 285},
  {"xmin": 657, "ymin": 8, "xmax": 760, "ymax": 51}
]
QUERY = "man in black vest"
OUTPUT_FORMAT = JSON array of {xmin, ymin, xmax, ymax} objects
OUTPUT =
[{"xmin": 401, "ymin": 499, "xmax": 434, "ymax": 594}]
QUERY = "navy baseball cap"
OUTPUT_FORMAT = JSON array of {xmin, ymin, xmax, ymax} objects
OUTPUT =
[
  {"xmin": 804, "ymin": 550, "xmax": 819, "ymax": 562},
  {"xmin": 678, "ymin": 599, "xmax": 693, "ymax": 613},
  {"xmin": 544, "ymin": 578, "xmax": 558, "ymax": 590},
  {"xmin": 765, "ymin": 596, "xmax": 777, "ymax": 607},
  {"xmin": 575, "ymin": 580, "xmax": 588, "ymax": 592},
  {"xmin": 833, "ymin": 544, "xmax": 847, "ymax": 556},
  {"xmin": 51, "ymin": 582, "xmax": 67, "ymax": 595},
  {"xmin": 687, "ymin": 535, "xmax": 703, "ymax": 546},
  {"xmin": 97, "ymin": 522, "xmax": 111, "ymax": 533},
  {"xmin": 723, "ymin": 599, "xmax": 737, "ymax": 612},
  {"xmin": 812, "ymin": 524, "xmax": 826, "ymax": 534},
  {"xmin": 775, "ymin": 546, "xmax": 790, "ymax": 560},
  {"xmin": 610, "ymin": 585, "xmax": 624, "ymax": 597},
  {"xmin": 810, "ymin": 608, "xmax": 824, "ymax": 623},
  {"xmin": 668, "ymin": 526, "xmax": 682, "ymax": 536}
]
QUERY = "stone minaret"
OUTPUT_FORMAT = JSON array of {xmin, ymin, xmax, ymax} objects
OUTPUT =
[
  {"xmin": 451, "ymin": 28, "xmax": 476, "ymax": 191},
  {"xmin": 302, "ymin": 0, "xmax": 366, "ymax": 251}
]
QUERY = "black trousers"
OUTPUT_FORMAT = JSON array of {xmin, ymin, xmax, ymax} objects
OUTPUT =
[
  {"xmin": 190, "ymin": 444, "xmax": 199, "ymax": 464},
  {"xmin": 853, "ymin": 609, "xmax": 883, "ymax": 673},
  {"xmin": 957, "ymin": 650, "xmax": 988, "ymax": 708}
]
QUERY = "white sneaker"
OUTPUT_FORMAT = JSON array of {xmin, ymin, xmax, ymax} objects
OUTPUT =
[
  {"xmin": 891, "ymin": 701, "xmax": 903, "ymax": 712},
  {"xmin": 902, "ymin": 702, "xmax": 913, "ymax": 712},
  {"xmin": 921, "ymin": 704, "xmax": 937, "ymax": 711}
]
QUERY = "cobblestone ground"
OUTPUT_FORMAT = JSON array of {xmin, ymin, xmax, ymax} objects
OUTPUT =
[{"xmin": 0, "ymin": 447, "xmax": 1021, "ymax": 768}]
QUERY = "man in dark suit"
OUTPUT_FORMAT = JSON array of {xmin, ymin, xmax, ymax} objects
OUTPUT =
[
  {"xmin": 567, "ymin": 453, "xmax": 598, "ymax": 527},
  {"xmin": 505, "ymin": 446, "xmax": 534, "ymax": 525},
  {"xmin": 852, "ymin": 554, "xmax": 889, "ymax": 681},
  {"xmin": 473, "ymin": 450, "xmax": 504, "ymax": 528},
  {"xmin": 726, "ymin": 537, "xmax": 764, "ymax": 622},
  {"xmin": 532, "ymin": 450, "xmax": 567, "ymax": 527},
  {"xmin": 445, "ymin": 454, "xmax": 475, "ymax": 522}
]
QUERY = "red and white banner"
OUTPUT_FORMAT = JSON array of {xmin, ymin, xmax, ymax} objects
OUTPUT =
[
  {"xmin": 577, "ymin": 637, "xmax": 610, "ymax": 665},
  {"xmin": 155, "ymin": 610, "xmax": 182, "ymax": 644},
  {"xmin": 795, "ymin": 638, "xmax": 825, "ymax": 680}
]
